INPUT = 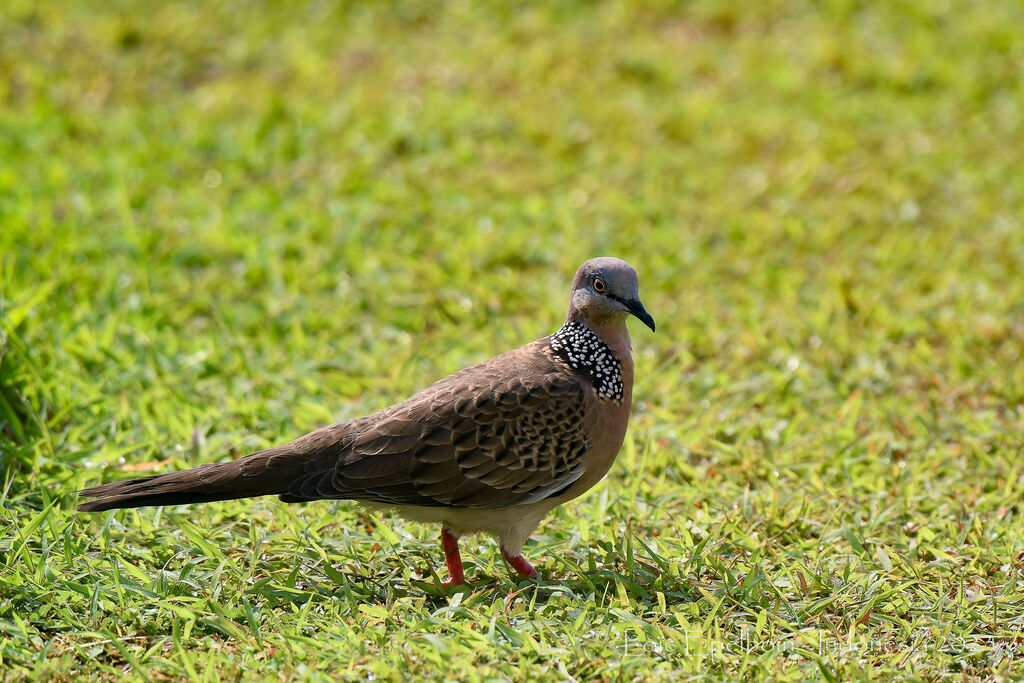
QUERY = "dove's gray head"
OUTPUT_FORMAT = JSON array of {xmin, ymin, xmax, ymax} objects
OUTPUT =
[{"xmin": 566, "ymin": 257, "xmax": 655, "ymax": 332}]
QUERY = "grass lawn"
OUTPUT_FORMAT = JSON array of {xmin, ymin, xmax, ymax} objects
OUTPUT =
[{"xmin": 3, "ymin": 0, "xmax": 1024, "ymax": 679}]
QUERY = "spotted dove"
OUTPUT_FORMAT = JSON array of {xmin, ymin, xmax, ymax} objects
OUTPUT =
[{"xmin": 78, "ymin": 257, "xmax": 655, "ymax": 585}]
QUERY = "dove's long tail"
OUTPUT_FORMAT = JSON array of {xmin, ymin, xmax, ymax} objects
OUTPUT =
[{"xmin": 76, "ymin": 442, "xmax": 329, "ymax": 512}]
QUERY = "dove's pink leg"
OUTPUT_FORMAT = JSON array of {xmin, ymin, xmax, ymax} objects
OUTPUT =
[
  {"xmin": 501, "ymin": 547, "xmax": 539, "ymax": 579},
  {"xmin": 441, "ymin": 527, "xmax": 465, "ymax": 586}
]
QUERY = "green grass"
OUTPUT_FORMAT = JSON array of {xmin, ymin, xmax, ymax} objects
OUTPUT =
[{"xmin": 3, "ymin": 0, "xmax": 1024, "ymax": 679}]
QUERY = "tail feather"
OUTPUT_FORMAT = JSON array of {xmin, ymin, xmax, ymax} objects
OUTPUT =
[{"xmin": 77, "ymin": 447, "xmax": 315, "ymax": 512}]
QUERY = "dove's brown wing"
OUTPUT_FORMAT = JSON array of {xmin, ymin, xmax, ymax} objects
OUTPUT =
[{"xmin": 280, "ymin": 355, "xmax": 593, "ymax": 509}]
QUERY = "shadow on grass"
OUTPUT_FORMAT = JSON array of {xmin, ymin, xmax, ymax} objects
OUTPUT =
[
  {"xmin": 0, "ymin": 323, "xmax": 45, "ymax": 495},
  {"xmin": 271, "ymin": 561, "xmax": 705, "ymax": 610}
]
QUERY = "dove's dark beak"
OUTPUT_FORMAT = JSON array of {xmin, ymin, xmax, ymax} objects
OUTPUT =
[{"xmin": 625, "ymin": 298, "xmax": 656, "ymax": 332}]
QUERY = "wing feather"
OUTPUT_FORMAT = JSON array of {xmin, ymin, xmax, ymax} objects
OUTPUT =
[{"xmin": 280, "ymin": 347, "xmax": 592, "ymax": 509}]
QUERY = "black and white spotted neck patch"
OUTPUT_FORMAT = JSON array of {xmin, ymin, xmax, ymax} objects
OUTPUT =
[{"xmin": 548, "ymin": 321, "xmax": 625, "ymax": 402}]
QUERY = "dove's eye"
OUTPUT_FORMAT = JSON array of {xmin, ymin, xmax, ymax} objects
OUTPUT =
[{"xmin": 593, "ymin": 278, "xmax": 606, "ymax": 293}]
